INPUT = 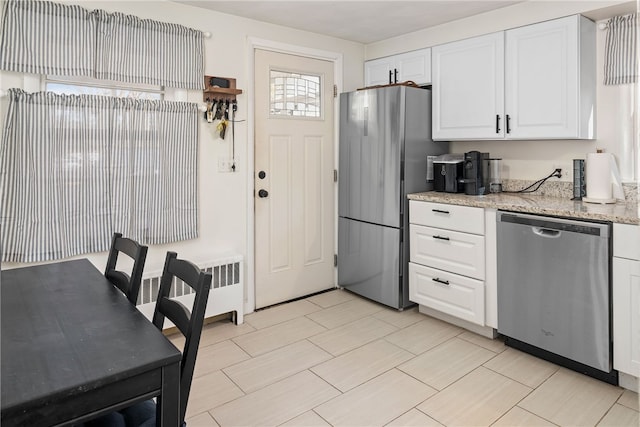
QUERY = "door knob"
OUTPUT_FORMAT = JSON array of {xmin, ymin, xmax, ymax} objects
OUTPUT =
[{"xmin": 258, "ymin": 189, "xmax": 269, "ymax": 198}]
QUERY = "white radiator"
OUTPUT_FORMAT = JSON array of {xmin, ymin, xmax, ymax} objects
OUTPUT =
[{"xmin": 136, "ymin": 254, "xmax": 244, "ymax": 327}]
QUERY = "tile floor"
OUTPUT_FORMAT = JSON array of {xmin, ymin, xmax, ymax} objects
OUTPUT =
[{"xmin": 172, "ymin": 289, "xmax": 640, "ymax": 427}]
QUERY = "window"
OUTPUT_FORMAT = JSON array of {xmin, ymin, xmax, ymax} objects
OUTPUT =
[{"xmin": 269, "ymin": 70, "xmax": 321, "ymax": 118}]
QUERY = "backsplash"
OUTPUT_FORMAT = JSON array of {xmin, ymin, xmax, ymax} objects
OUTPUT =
[{"xmin": 502, "ymin": 180, "xmax": 638, "ymax": 205}]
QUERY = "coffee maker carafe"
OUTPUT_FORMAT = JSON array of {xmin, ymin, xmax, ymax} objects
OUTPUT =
[{"xmin": 461, "ymin": 151, "xmax": 490, "ymax": 195}]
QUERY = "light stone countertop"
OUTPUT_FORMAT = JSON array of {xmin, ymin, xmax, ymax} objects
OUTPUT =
[{"xmin": 408, "ymin": 191, "xmax": 639, "ymax": 225}]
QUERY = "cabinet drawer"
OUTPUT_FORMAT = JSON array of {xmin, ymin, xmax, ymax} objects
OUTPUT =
[
  {"xmin": 614, "ymin": 223, "xmax": 640, "ymax": 261},
  {"xmin": 410, "ymin": 200, "xmax": 484, "ymax": 235},
  {"xmin": 409, "ymin": 263, "xmax": 485, "ymax": 325},
  {"xmin": 410, "ymin": 224, "xmax": 485, "ymax": 280}
]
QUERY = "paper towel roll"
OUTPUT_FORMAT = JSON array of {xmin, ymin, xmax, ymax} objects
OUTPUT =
[{"xmin": 584, "ymin": 152, "xmax": 625, "ymax": 204}]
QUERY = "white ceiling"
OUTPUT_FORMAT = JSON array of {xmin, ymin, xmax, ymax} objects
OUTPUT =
[{"xmin": 175, "ymin": 1, "xmax": 524, "ymax": 44}]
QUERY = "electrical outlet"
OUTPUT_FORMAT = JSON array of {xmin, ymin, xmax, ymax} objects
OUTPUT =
[
  {"xmin": 551, "ymin": 165, "xmax": 564, "ymax": 179},
  {"xmin": 218, "ymin": 158, "xmax": 233, "ymax": 173}
]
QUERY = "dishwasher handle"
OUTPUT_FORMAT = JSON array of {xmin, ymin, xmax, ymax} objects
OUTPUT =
[{"xmin": 532, "ymin": 227, "xmax": 561, "ymax": 238}]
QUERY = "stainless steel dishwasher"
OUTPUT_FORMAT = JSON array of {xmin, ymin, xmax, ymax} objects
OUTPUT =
[{"xmin": 496, "ymin": 211, "xmax": 616, "ymax": 384}]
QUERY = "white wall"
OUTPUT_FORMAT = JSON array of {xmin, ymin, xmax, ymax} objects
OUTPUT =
[
  {"xmin": 2, "ymin": 0, "xmax": 637, "ymax": 309},
  {"xmin": 366, "ymin": 0, "xmax": 638, "ymax": 183},
  {"xmin": 0, "ymin": 0, "xmax": 364, "ymax": 307}
]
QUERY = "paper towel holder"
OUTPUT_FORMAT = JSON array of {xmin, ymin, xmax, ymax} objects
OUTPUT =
[{"xmin": 583, "ymin": 149, "xmax": 624, "ymax": 204}]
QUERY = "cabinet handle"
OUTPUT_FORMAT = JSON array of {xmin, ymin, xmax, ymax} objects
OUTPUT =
[
  {"xmin": 432, "ymin": 277, "xmax": 450, "ymax": 285},
  {"xmin": 394, "ymin": 69, "xmax": 398, "ymax": 83},
  {"xmin": 506, "ymin": 114, "xmax": 511, "ymax": 134},
  {"xmin": 432, "ymin": 209, "xmax": 450, "ymax": 214},
  {"xmin": 389, "ymin": 70, "xmax": 393, "ymax": 84},
  {"xmin": 496, "ymin": 114, "xmax": 501, "ymax": 133},
  {"xmin": 433, "ymin": 235, "xmax": 450, "ymax": 241}
]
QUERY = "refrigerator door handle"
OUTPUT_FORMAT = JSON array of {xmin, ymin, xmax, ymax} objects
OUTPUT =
[{"xmin": 363, "ymin": 106, "xmax": 368, "ymax": 136}]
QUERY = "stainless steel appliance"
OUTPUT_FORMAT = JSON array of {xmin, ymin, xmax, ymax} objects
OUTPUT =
[
  {"xmin": 338, "ymin": 86, "xmax": 448, "ymax": 309},
  {"xmin": 497, "ymin": 212, "xmax": 616, "ymax": 384},
  {"xmin": 461, "ymin": 151, "xmax": 490, "ymax": 195},
  {"xmin": 433, "ymin": 154, "xmax": 464, "ymax": 193}
]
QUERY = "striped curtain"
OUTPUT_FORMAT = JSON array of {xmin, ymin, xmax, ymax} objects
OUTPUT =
[
  {"xmin": 94, "ymin": 10, "xmax": 204, "ymax": 89},
  {"xmin": 0, "ymin": 0, "xmax": 95, "ymax": 76},
  {"xmin": 0, "ymin": 89, "xmax": 199, "ymax": 263},
  {"xmin": 604, "ymin": 13, "xmax": 639, "ymax": 85},
  {"xmin": 0, "ymin": 0, "xmax": 204, "ymax": 89}
]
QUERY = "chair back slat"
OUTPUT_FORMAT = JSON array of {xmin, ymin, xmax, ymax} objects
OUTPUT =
[
  {"xmin": 156, "ymin": 297, "xmax": 191, "ymax": 337},
  {"xmin": 152, "ymin": 251, "xmax": 212, "ymax": 425},
  {"xmin": 113, "ymin": 237, "xmax": 141, "ymax": 256},
  {"xmin": 105, "ymin": 270, "xmax": 131, "ymax": 296},
  {"xmin": 168, "ymin": 258, "xmax": 205, "ymax": 292}
]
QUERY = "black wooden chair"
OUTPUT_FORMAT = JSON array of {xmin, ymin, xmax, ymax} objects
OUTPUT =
[
  {"xmin": 104, "ymin": 232, "xmax": 148, "ymax": 305},
  {"xmin": 119, "ymin": 251, "xmax": 213, "ymax": 427}
]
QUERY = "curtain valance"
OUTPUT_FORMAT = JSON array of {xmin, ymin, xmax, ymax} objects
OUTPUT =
[
  {"xmin": 0, "ymin": 0, "xmax": 204, "ymax": 89},
  {"xmin": 604, "ymin": 13, "xmax": 638, "ymax": 85}
]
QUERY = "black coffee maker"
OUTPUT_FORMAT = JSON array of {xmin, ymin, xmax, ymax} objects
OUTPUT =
[{"xmin": 461, "ymin": 151, "xmax": 490, "ymax": 195}]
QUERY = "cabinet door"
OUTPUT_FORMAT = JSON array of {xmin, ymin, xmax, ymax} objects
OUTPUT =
[
  {"xmin": 364, "ymin": 57, "xmax": 394, "ymax": 86},
  {"xmin": 432, "ymin": 32, "xmax": 504, "ymax": 140},
  {"xmin": 613, "ymin": 257, "xmax": 640, "ymax": 377},
  {"xmin": 396, "ymin": 48, "xmax": 431, "ymax": 85},
  {"xmin": 505, "ymin": 16, "xmax": 578, "ymax": 139}
]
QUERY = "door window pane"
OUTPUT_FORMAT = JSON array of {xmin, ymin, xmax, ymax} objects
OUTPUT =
[{"xmin": 270, "ymin": 70, "xmax": 321, "ymax": 118}]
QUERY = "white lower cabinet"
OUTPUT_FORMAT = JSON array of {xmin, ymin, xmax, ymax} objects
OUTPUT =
[
  {"xmin": 409, "ymin": 200, "xmax": 491, "ymax": 328},
  {"xmin": 410, "ymin": 224, "xmax": 485, "ymax": 280},
  {"xmin": 613, "ymin": 223, "xmax": 640, "ymax": 378},
  {"xmin": 409, "ymin": 263, "xmax": 484, "ymax": 325}
]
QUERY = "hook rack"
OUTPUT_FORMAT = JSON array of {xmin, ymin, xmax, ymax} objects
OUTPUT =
[{"xmin": 203, "ymin": 75, "xmax": 242, "ymax": 102}]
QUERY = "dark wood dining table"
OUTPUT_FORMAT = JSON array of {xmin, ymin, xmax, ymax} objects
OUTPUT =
[{"xmin": 1, "ymin": 259, "xmax": 182, "ymax": 427}]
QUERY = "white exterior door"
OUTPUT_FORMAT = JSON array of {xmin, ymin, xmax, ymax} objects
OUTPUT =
[
  {"xmin": 254, "ymin": 49, "xmax": 335, "ymax": 308},
  {"xmin": 432, "ymin": 32, "xmax": 505, "ymax": 140},
  {"xmin": 505, "ymin": 15, "xmax": 578, "ymax": 139}
]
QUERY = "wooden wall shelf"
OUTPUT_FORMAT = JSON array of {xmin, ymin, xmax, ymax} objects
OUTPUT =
[{"xmin": 203, "ymin": 75, "xmax": 242, "ymax": 101}]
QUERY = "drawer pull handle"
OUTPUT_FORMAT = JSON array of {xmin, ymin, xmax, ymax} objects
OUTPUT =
[
  {"xmin": 433, "ymin": 235, "xmax": 450, "ymax": 241},
  {"xmin": 432, "ymin": 209, "xmax": 450, "ymax": 214},
  {"xmin": 432, "ymin": 278, "xmax": 450, "ymax": 285}
]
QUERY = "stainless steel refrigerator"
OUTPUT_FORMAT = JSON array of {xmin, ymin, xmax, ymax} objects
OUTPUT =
[{"xmin": 338, "ymin": 86, "xmax": 448, "ymax": 309}]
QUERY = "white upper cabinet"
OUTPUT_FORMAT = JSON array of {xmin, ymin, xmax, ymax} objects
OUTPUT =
[
  {"xmin": 365, "ymin": 56, "xmax": 397, "ymax": 86},
  {"xmin": 505, "ymin": 15, "xmax": 595, "ymax": 139},
  {"xmin": 432, "ymin": 15, "xmax": 596, "ymax": 141},
  {"xmin": 364, "ymin": 48, "xmax": 431, "ymax": 87},
  {"xmin": 432, "ymin": 32, "xmax": 505, "ymax": 140}
]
